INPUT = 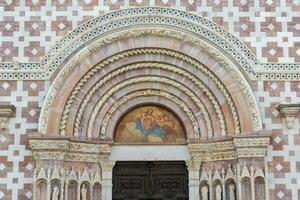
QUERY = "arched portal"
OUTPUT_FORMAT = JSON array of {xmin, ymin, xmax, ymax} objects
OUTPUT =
[{"xmin": 29, "ymin": 7, "xmax": 270, "ymax": 200}]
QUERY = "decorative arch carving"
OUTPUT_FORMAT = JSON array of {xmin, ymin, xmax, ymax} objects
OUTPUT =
[
  {"xmin": 28, "ymin": 7, "xmax": 271, "ymax": 200},
  {"xmin": 38, "ymin": 42, "xmax": 262, "ymax": 137}
]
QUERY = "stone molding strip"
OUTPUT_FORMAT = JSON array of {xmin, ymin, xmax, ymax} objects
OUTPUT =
[
  {"xmin": 0, "ymin": 7, "xmax": 299, "ymax": 80},
  {"xmin": 188, "ymin": 133, "xmax": 270, "ymax": 162},
  {"xmin": 28, "ymin": 133, "xmax": 270, "ymax": 163},
  {"xmin": 60, "ymin": 60, "xmax": 232, "ymax": 138}
]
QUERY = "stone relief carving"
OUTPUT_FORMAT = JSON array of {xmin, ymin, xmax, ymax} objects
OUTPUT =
[
  {"xmin": 215, "ymin": 184, "xmax": 222, "ymax": 200},
  {"xmin": 58, "ymin": 49, "xmax": 239, "ymax": 139},
  {"xmin": 52, "ymin": 186, "xmax": 59, "ymax": 200},
  {"xmin": 201, "ymin": 185, "xmax": 209, "ymax": 200},
  {"xmin": 228, "ymin": 184, "xmax": 236, "ymax": 200},
  {"xmin": 39, "ymin": 30, "xmax": 261, "ymax": 135},
  {"xmin": 62, "ymin": 62, "xmax": 231, "ymax": 138},
  {"xmin": 199, "ymin": 164, "xmax": 268, "ymax": 200},
  {"xmin": 34, "ymin": 167, "xmax": 102, "ymax": 200},
  {"xmin": 81, "ymin": 184, "xmax": 87, "ymax": 200}
]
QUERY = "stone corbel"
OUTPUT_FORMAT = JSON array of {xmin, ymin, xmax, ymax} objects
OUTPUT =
[
  {"xmin": 0, "ymin": 104, "xmax": 15, "ymax": 128},
  {"xmin": 277, "ymin": 103, "xmax": 300, "ymax": 129}
]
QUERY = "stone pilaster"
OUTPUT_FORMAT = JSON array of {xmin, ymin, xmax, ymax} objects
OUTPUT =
[
  {"xmin": 100, "ymin": 161, "xmax": 115, "ymax": 200},
  {"xmin": 186, "ymin": 159, "xmax": 201, "ymax": 200}
]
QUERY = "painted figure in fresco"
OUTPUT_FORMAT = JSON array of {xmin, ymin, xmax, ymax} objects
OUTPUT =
[
  {"xmin": 81, "ymin": 184, "xmax": 87, "ymax": 200},
  {"xmin": 115, "ymin": 106, "xmax": 185, "ymax": 143},
  {"xmin": 201, "ymin": 185, "xmax": 208, "ymax": 200},
  {"xmin": 216, "ymin": 184, "xmax": 222, "ymax": 200},
  {"xmin": 229, "ymin": 184, "xmax": 235, "ymax": 200},
  {"xmin": 52, "ymin": 186, "xmax": 59, "ymax": 200},
  {"xmin": 135, "ymin": 109, "xmax": 166, "ymax": 138}
]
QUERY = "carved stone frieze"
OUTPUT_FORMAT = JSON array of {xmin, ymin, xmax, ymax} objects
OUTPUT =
[
  {"xmin": 29, "ymin": 138, "xmax": 112, "ymax": 163},
  {"xmin": 199, "ymin": 163, "xmax": 268, "ymax": 200},
  {"xmin": 188, "ymin": 134, "xmax": 270, "ymax": 161}
]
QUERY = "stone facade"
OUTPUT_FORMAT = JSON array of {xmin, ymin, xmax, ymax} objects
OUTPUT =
[{"xmin": 0, "ymin": 3, "xmax": 299, "ymax": 200}]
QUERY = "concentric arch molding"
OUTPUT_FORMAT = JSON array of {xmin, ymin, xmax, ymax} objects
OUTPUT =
[
  {"xmin": 38, "ymin": 42, "xmax": 262, "ymax": 135},
  {"xmin": 0, "ymin": 7, "xmax": 299, "ymax": 80}
]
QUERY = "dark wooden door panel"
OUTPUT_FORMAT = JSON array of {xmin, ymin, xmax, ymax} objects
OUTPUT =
[{"xmin": 112, "ymin": 161, "xmax": 188, "ymax": 200}]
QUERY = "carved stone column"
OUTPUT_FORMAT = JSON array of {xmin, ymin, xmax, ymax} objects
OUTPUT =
[
  {"xmin": 264, "ymin": 161, "xmax": 270, "ymax": 200},
  {"xmin": 250, "ymin": 166, "xmax": 255, "ymax": 200},
  {"xmin": 236, "ymin": 164, "xmax": 242, "ymax": 200},
  {"xmin": 60, "ymin": 169, "xmax": 65, "ymax": 200},
  {"xmin": 221, "ymin": 168, "xmax": 226, "ymax": 200},
  {"xmin": 64, "ymin": 180, "xmax": 69, "ymax": 200},
  {"xmin": 77, "ymin": 182, "xmax": 81, "ymax": 200},
  {"xmin": 100, "ymin": 161, "xmax": 115, "ymax": 200},
  {"xmin": 186, "ymin": 159, "xmax": 201, "ymax": 200},
  {"xmin": 47, "ymin": 168, "xmax": 51, "ymax": 200},
  {"xmin": 90, "ymin": 183, "xmax": 94, "ymax": 200},
  {"xmin": 33, "ymin": 169, "xmax": 37, "ymax": 200}
]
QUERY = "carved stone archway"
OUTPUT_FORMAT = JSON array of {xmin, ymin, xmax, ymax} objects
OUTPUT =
[{"xmin": 29, "ymin": 7, "xmax": 270, "ymax": 200}]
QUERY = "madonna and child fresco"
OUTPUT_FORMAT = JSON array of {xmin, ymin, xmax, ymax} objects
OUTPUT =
[{"xmin": 115, "ymin": 106, "xmax": 185, "ymax": 143}]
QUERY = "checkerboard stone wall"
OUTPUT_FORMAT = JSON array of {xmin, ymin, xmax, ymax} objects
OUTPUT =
[
  {"xmin": 0, "ymin": 0, "xmax": 299, "ymax": 63},
  {"xmin": 0, "ymin": 80, "xmax": 299, "ymax": 199},
  {"xmin": 1, "ymin": 1, "xmax": 300, "ymax": 200},
  {"xmin": 0, "ymin": 80, "xmax": 49, "ymax": 200}
]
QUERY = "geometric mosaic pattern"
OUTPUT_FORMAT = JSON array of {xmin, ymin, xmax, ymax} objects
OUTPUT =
[
  {"xmin": 0, "ymin": 80, "xmax": 49, "ymax": 200},
  {"xmin": 0, "ymin": 0, "xmax": 300, "ymax": 63},
  {"xmin": 254, "ymin": 80, "xmax": 300, "ymax": 200},
  {"xmin": 1, "ymin": 2, "xmax": 300, "ymax": 200}
]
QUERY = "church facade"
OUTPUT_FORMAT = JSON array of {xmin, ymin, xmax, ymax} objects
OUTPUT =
[{"xmin": 0, "ymin": 2, "xmax": 300, "ymax": 200}]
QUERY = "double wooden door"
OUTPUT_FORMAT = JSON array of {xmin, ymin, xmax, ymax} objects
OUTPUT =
[{"xmin": 112, "ymin": 161, "xmax": 189, "ymax": 200}]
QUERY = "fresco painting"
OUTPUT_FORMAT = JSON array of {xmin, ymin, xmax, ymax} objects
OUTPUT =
[{"xmin": 115, "ymin": 106, "xmax": 185, "ymax": 143}]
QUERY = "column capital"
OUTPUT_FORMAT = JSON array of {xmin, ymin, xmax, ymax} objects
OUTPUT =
[
  {"xmin": 100, "ymin": 160, "xmax": 115, "ymax": 171},
  {"xmin": 186, "ymin": 159, "xmax": 202, "ymax": 171}
]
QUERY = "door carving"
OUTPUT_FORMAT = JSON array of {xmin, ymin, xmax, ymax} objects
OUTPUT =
[{"xmin": 112, "ymin": 161, "xmax": 188, "ymax": 200}]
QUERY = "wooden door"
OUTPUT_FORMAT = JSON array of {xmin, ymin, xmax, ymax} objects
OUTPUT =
[{"xmin": 112, "ymin": 161, "xmax": 188, "ymax": 200}]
